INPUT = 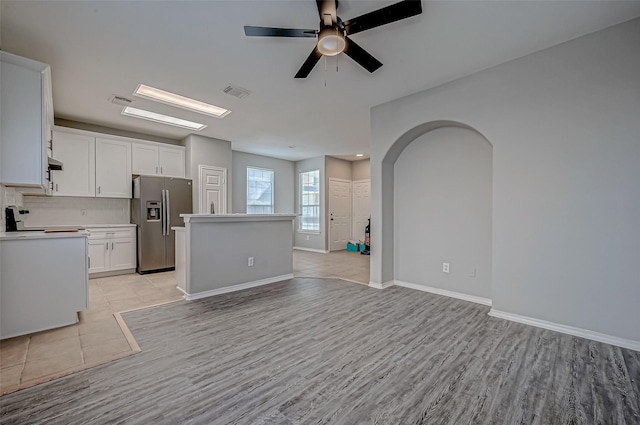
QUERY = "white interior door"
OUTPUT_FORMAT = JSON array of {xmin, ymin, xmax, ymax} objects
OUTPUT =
[
  {"xmin": 199, "ymin": 165, "xmax": 227, "ymax": 214},
  {"xmin": 329, "ymin": 178, "xmax": 352, "ymax": 251},
  {"xmin": 352, "ymin": 179, "xmax": 371, "ymax": 242}
]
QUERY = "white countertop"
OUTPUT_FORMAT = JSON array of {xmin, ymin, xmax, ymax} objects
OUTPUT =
[
  {"xmin": 0, "ymin": 230, "xmax": 90, "ymax": 241},
  {"xmin": 24, "ymin": 224, "xmax": 136, "ymax": 229},
  {"xmin": 171, "ymin": 226, "xmax": 185, "ymax": 232},
  {"xmin": 180, "ymin": 214, "xmax": 296, "ymax": 223}
]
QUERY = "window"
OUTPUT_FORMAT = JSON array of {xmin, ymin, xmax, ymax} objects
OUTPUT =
[
  {"xmin": 299, "ymin": 170, "xmax": 320, "ymax": 232},
  {"xmin": 247, "ymin": 167, "xmax": 274, "ymax": 214}
]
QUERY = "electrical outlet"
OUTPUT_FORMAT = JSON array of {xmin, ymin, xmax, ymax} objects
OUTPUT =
[
  {"xmin": 81, "ymin": 209, "xmax": 87, "ymax": 216},
  {"xmin": 306, "ymin": 235, "xmax": 310, "ymax": 241},
  {"xmin": 443, "ymin": 262, "xmax": 450, "ymax": 273},
  {"xmin": 248, "ymin": 257, "xmax": 254, "ymax": 267},
  {"xmin": 470, "ymin": 268, "xmax": 476, "ymax": 278}
]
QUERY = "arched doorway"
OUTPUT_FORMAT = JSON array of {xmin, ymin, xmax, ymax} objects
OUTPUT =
[{"xmin": 373, "ymin": 121, "xmax": 493, "ymax": 303}]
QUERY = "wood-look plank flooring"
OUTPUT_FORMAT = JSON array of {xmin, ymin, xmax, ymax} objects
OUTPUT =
[{"xmin": 1, "ymin": 278, "xmax": 638, "ymax": 424}]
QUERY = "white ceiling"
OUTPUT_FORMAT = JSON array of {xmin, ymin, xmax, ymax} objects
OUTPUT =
[{"xmin": 2, "ymin": 1, "xmax": 639, "ymax": 161}]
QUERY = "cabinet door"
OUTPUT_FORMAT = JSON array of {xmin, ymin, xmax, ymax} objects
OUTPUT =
[
  {"xmin": 159, "ymin": 147, "xmax": 185, "ymax": 177},
  {"xmin": 88, "ymin": 239, "xmax": 109, "ymax": 273},
  {"xmin": 96, "ymin": 138, "xmax": 132, "ymax": 198},
  {"xmin": 109, "ymin": 238, "xmax": 136, "ymax": 270},
  {"xmin": 51, "ymin": 132, "xmax": 95, "ymax": 197},
  {"xmin": 0, "ymin": 54, "xmax": 47, "ymax": 188},
  {"xmin": 132, "ymin": 143, "xmax": 159, "ymax": 175}
]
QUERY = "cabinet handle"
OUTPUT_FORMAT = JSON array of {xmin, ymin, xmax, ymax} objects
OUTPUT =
[
  {"xmin": 161, "ymin": 167, "xmax": 163, "ymax": 174},
  {"xmin": 98, "ymin": 186, "xmax": 101, "ymax": 194},
  {"xmin": 111, "ymin": 242, "xmax": 114, "ymax": 250},
  {"xmin": 88, "ymin": 257, "xmax": 91, "ymax": 268},
  {"xmin": 55, "ymin": 183, "xmax": 58, "ymax": 192}
]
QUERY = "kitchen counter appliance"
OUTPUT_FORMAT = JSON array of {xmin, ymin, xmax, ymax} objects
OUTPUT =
[
  {"xmin": 131, "ymin": 175, "xmax": 192, "ymax": 273},
  {"xmin": 5, "ymin": 206, "xmax": 25, "ymax": 231}
]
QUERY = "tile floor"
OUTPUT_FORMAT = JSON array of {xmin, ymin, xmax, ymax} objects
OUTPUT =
[
  {"xmin": 0, "ymin": 249, "xmax": 369, "ymax": 394},
  {"xmin": 294, "ymin": 249, "xmax": 370, "ymax": 284},
  {"xmin": 0, "ymin": 271, "xmax": 182, "ymax": 394}
]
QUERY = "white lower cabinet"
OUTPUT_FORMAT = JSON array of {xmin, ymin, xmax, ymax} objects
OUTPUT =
[
  {"xmin": 0, "ymin": 234, "xmax": 88, "ymax": 339},
  {"xmin": 87, "ymin": 227, "xmax": 136, "ymax": 275}
]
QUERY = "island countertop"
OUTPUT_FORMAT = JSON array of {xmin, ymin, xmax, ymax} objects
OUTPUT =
[{"xmin": 180, "ymin": 214, "xmax": 296, "ymax": 223}]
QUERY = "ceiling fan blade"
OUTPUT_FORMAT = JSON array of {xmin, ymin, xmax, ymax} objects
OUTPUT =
[
  {"xmin": 343, "ymin": 0, "xmax": 422, "ymax": 36},
  {"xmin": 316, "ymin": 0, "xmax": 338, "ymax": 26},
  {"xmin": 244, "ymin": 26, "xmax": 317, "ymax": 38},
  {"xmin": 295, "ymin": 46, "xmax": 323, "ymax": 78},
  {"xmin": 343, "ymin": 37, "xmax": 383, "ymax": 74}
]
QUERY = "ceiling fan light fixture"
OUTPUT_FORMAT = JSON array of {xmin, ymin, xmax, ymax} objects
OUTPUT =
[{"xmin": 317, "ymin": 28, "xmax": 345, "ymax": 56}]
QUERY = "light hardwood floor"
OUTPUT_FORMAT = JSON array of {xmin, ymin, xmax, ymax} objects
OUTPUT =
[{"xmin": 1, "ymin": 277, "xmax": 638, "ymax": 424}]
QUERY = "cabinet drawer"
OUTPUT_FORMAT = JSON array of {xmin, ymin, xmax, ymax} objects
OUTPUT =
[{"xmin": 87, "ymin": 227, "xmax": 135, "ymax": 240}]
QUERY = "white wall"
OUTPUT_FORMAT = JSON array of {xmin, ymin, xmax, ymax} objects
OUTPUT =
[
  {"xmin": 370, "ymin": 18, "xmax": 640, "ymax": 342},
  {"xmin": 294, "ymin": 156, "xmax": 325, "ymax": 251},
  {"xmin": 395, "ymin": 127, "xmax": 492, "ymax": 299},
  {"xmin": 231, "ymin": 151, "xmax": 295, "ymax": 214},
  {"xmin": 184, "ymin": 134, "xmax": 232, "ymax": 213}
]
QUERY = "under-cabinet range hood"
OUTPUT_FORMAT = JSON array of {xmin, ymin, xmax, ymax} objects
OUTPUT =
[{"xmin": 47, "ymin": 157, "xmax": 63, "ymax": 171}]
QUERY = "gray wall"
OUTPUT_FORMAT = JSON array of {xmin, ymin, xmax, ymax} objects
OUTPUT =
[
  {"xmin": 231, "ymin": 151, "xmax": 295, "ymax": 214},
  {"xmin": 293, "ymin": 156, "xmax": 325, "ymax": 251},
  {"xmin": 370, "ymin": 18, "xmax": 640, "ymax": 342},
  {"xmin": 188, "ymin": 219, "xmax": 293, "ymax": 294},
  {"xmin": 183, "ymin": 134, "xmax": 233, "ymax": 214},
  {"xmin": 395, "ymin": 127, "xmax": 492, "ymax": 299},
  {"xmin": 352, "ymin": 158, "xmax": 371, "ymax": 181}
]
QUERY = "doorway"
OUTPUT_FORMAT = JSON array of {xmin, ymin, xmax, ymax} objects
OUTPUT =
[
  {"xmin": 329, "ymin": 178, "xmax": 352, "ymax": 251},
  {"xmin": 352, "ymin": 179, "xmax": 370, "ymax": 242},
  {"xmin": 198, "ymin": 165, "xmax": 227, "ymax": 214}
]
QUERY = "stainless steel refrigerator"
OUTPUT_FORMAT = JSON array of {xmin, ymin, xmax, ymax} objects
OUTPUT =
[{"xmin": 131, "ymin": 175, "xmax": 192, "ymax": 273}]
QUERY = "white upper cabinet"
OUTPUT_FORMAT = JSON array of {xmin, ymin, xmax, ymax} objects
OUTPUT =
[
  {"xmin": 48, "ymin": 126, "xmax": 185, "ymax": 199},
  {"xmin": 132, "ymin": 142, "xmax": 185, "ymax": 178},
  {"xmin": 0, "ymin": 51, "xmax": 53, "ymax": 193},
  {"xmin": 132, "ymin": 143, "xmax": 159, "ymax": 176},
  {"xmin": 159, "ymin": 146, "xmax": 185, "ymax": 177},
  {"xmin": 51, "ymin": 132, "xmax": 95, "ymax": 197},
  {"xmin": 95, "ymin": 138, "xmax": 132, "ymax": 198}
]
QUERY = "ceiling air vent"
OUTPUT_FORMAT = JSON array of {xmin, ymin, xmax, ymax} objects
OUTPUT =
[
  {"xmin": 109, "ymin": 95, "xmax": 134, "ymax": 106},
  {"xmin": 222, "ymin": 84, "xmax": 251, "ymax": 99}
]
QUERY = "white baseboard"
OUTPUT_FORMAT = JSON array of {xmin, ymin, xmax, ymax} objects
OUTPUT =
[
  {"xmin": 394, "ymin": 280, "xmax": 492, "ymax": 306},
  {"xmin": 368, "ymin": 280, "xmax": 395, "ymax": 290},
  {"xmin": 183, "ymin": 274, "xmax": 294, "ymax": 301},
  {"xmin": 489, "ymin": 309, "xmax": 640, "ymax": 352},
  {"xmin": 293, "ymin": 247, "xmax": 329, "ymax": 254}
]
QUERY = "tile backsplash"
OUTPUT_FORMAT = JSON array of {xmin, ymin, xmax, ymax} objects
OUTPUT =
[{"xmin": 22, "ymin": 196, "xmax": 130, "ymax": 227}]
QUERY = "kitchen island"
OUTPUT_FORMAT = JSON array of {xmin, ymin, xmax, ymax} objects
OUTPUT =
[{"xmin": 174, "ymin": 214, "xmax": 295, "ymax": 300}]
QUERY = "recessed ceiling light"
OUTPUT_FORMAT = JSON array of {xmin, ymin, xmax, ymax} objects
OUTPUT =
[
  {"xmin": 134, "ymin": 84, "xmax": 231, "ymax": 118},
  {"xmin": 356, "ymin": 153, "xmax": 364, "ymax": 157},
  {"xmin": 121, "ymin": 106, "xmax": 207, "ymax": 131}
]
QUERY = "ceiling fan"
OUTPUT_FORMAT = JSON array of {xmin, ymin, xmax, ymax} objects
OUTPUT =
[{"xmin": 244, "ymin": 0, "xmax": 423, "ymax": 78}]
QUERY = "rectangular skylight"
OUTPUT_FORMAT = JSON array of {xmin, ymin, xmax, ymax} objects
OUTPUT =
[
  {"xmin": 134, "ymin": 84, "xmax": 231, "ymax": 118},
  {"xmin": 121, "ymin": 106, "xmax": 207, "ymax": 131}
]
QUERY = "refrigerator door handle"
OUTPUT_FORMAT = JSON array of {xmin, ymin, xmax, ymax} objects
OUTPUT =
[
  {"xmin": 161, "ymin": 189, "xmax": 167, "ymax": 236},
  {"xmin": 166, "ymin": 190, "xmax": 171, "ymax": 234}
]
